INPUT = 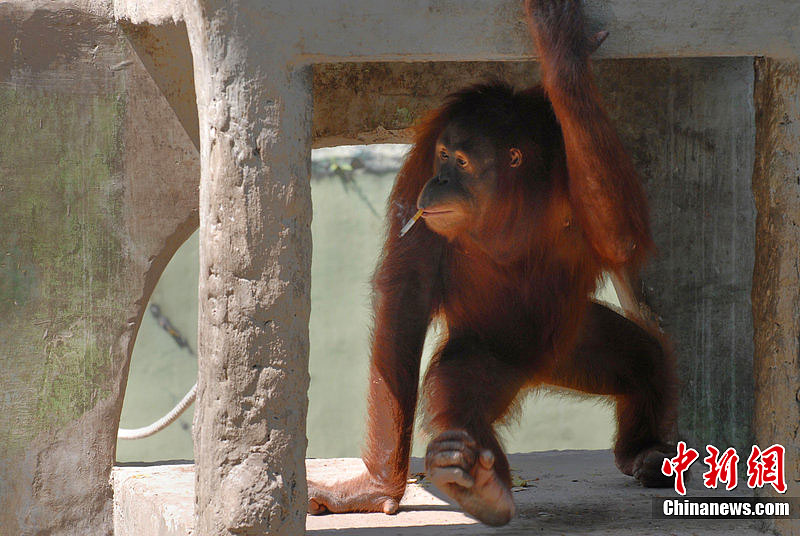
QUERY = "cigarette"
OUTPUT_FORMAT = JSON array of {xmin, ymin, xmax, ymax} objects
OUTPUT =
[{"xmin": 399, "ymin": 209, "xmax": 423, "ymax": 237}]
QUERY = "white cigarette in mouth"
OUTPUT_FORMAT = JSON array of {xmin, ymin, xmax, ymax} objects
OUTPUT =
[{"xmin": 399, "ymin": 209, "xmax": 423, "ymax": 237}]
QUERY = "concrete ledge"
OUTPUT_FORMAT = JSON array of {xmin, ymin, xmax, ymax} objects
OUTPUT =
[
  {"xmin": 113, "ymin": 462, "xmax": 195, "ymax": 536},
  {"xmin": 112, "ymin": 0, "xmax": 800, "ymax": 59},
  {"xmin": 112, "ymin": 450, "xmax": 766, "ymax": 535}
]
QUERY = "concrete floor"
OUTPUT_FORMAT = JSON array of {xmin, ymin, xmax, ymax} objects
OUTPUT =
[{"xmin": 112, "ymin": 450, "xmax": 767, "ymax": 535}]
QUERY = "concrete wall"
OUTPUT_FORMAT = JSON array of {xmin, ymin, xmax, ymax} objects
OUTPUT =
[
  {"xmin": 0, "ymin": 6, "xmax": 198, "ymax": 534},
  {"xmin": 601, "ymin": 59, "xmax": 756, "ymax": 454}
]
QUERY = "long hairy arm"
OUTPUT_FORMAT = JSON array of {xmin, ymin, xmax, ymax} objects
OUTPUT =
[{"xmin": 525, "ymin": 0, "xmax": 654, "ymax": 270}]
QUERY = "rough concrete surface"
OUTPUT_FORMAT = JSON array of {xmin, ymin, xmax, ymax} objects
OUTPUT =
[
  {"xmin": 312, "ymin": 62, "xmax": 541, "ymax": 148},
  {"xmin": 184, "ymin": 1, "xmax": 312, "ymax": 534},
  {"xmin": 752, "ymin": 58, "xmax": 800, "ymax": 536},
  {"xmin": 121, "ymin": 19, "xmax": 200, "ymax": 151},
  {"xmin": 3, "ymin": 0, "xmax": 113, "ymax": 18},
  {"xmin": 113, "ymin": 451, "xmax": 767, "ymax": 536},
  {"xmin": 0, "ymin": 7, "xmax": 198, "ymax": 535},
  {"xmin": 114, "ymin": 0, "xmax": 800, "ymax": 60}
]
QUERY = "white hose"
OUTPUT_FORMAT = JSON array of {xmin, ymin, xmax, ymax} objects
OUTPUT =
[{"xmin": 117, "ymin": 383, "xmax": 197, "ymax": 440}]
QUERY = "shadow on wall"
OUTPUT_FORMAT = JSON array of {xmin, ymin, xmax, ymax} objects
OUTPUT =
[{"xmin": 116, "ymin": 144, "xmax": 616, "ymax": 463}]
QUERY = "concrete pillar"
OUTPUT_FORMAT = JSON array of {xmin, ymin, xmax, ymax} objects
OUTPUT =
[
  {"xmin": 752, "ymin": 57, "xmax": 800, "ymax": 536},
  {"xmin": 184, "ymin": 2, "xmax": 312, "ymax": 534}
]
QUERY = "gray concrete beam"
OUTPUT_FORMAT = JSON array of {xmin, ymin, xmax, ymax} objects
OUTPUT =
[
  {"xmin": 184, "ymin": 1, "xmax": 312, "ymax": 534},
  {"xmin": 116, "ymin": 0, "xmax": 800, "ymax": 61}
]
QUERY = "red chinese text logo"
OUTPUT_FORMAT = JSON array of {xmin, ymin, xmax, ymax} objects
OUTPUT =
[
  {"xmin": 746, "ymin": 444, "xmax": 787, "ymax": 493},
  {"xmin": 703, "ymin": 445, "xmax": 739, "ymax": 490},
  {"xmin": 662, "ymin": 442, "xmax": 788, "ymax": 494},
  {"xmin": 661, "ymin": 441, "xmax": 699, "ymax": 495}
]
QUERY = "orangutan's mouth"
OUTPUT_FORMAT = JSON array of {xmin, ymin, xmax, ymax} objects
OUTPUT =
[{"xmin": 421, "ymin": 209, "xmax": 454, "ymax": 218}]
